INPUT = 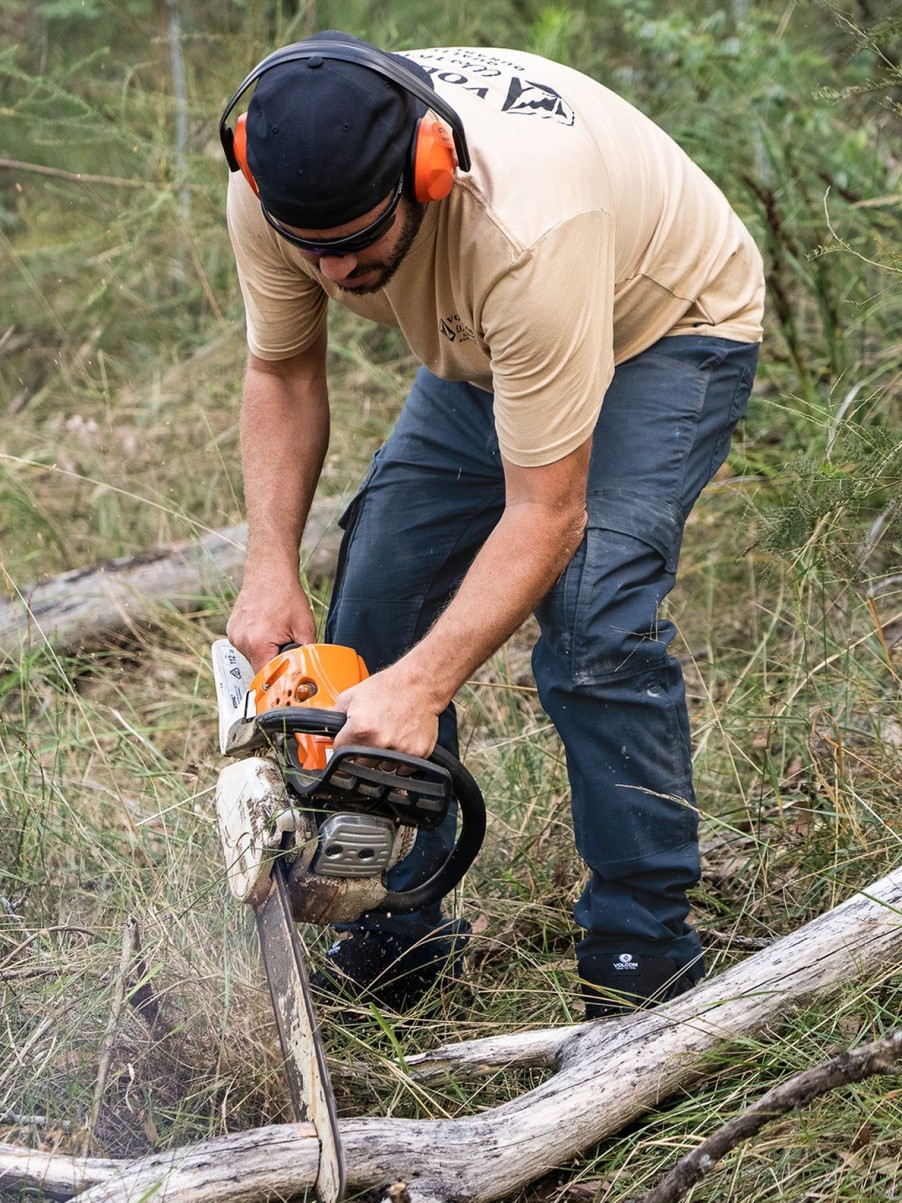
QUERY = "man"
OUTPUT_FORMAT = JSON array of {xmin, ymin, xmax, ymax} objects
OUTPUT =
[{"xmin": 222, "ymin": 31, "xmax": 765, "ymax": 1018}]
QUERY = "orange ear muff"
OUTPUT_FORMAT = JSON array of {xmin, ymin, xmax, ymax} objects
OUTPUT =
[
  {"xmin": 234, "ymin": 112, "xmax": 260, "ymax": 196},
  {"xmin": 412, "ymin": 117, "xmax": 457, "ymax": 203}
]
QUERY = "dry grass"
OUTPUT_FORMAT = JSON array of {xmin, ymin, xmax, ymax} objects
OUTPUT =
[
  {"xmin": 2, "ymin": 325, "xmax": 900, "ymax": 1200},
  {"xmin": 2, "ymin": 5, "xmax": 901, "ymax": 1194}
]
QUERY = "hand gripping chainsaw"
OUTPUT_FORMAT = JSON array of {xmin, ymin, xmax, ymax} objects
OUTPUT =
[{"xmin": 211, "ymin": 639, "xmax": 486, "ymax": 1203}]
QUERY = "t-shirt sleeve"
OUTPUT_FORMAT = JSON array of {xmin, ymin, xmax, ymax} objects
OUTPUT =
[
  {"xmin": 481, "ymin": 209, "xmax": 615, "ymax": 468},
  {"xmin": 226, "ymin": 173, "xmax": 328, "ymax": 361}
]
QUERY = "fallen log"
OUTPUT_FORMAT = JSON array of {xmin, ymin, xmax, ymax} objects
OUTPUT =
[
  {"xmin": 0, "ymin": 498, "xmax": 343, "ymax": 661},
  {"xmin": 1, "ymin": 865, "xmax": 899, "ymax": 1203}
]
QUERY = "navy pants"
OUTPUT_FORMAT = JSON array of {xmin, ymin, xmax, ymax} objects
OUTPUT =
[{"xmin": 325, "ymin": 334, "xmax": 759, "ymax": 973}]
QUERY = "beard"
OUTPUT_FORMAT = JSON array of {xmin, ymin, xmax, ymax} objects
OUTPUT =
[{"xmin": 327, "ymin": 199, "xmax": 427, "ymax": 295}]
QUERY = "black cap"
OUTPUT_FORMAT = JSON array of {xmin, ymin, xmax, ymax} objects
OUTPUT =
[{"xmin": 245, "ymin": 31, "xmax": 428, "ymax": 229}]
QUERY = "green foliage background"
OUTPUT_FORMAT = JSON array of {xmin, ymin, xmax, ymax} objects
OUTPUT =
[
  {"xmin": 2, "ymin": 0, "xmax": 900, "ymax": 571},
  {"xmin": 0, "ymin": 1, "xmax": 901, "ymax": 1200}
]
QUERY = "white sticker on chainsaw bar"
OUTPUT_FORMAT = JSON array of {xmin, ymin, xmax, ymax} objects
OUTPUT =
[{"xmin": 211, "ymin": 638, "xmax": 256, "ymax": 755}]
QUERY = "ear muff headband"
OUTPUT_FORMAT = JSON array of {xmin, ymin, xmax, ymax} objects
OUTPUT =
[
  {"xmin": 219, "ymin": 39, "xmax": 470, "ymax": 210},
  {"xmin": 234, "ymin": 108, "xmax": 455, "ymax": 207}
]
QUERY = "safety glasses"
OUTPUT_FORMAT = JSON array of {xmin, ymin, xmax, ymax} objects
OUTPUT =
[{"xmin": 260, "ymin": 174, "xmax": 405, "ymax": 255}]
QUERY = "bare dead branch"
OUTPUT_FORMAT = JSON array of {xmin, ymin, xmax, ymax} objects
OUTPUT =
[
  {"xmin": 0, "ymin": 926, "xmax": 97, "ymax": 972},
  {"xmin": 405, "ymin": 1023, "xmax": 576, "ymax": 1078},
  {"xmin": 637, "ymin": 1029, "xmax": 902, "ymax": 1203},
  {"xmin": 0, "ymin": 157, "xmax": 196, "ymax": 190}
]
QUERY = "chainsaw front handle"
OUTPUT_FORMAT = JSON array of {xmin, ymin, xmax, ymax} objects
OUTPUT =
[
  {"xmin": 393, "ymin": 742, "xmax": 485, "ymax": 914},
  {"xmin": 256, "ymin": 707, "xmax": 486, "ymax": 913}
]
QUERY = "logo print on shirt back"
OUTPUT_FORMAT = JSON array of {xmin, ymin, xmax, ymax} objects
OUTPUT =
[{"xmin": 502, "ymin": 77, "xmax": 575, "ymax": 125}]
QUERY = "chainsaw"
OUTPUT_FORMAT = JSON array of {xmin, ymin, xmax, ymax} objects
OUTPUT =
[{"xmin": 211, "ymin": 639, "xmax": 486, "ymax": 1203}]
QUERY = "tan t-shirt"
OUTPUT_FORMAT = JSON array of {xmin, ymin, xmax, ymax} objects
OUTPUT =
[{"xmin": 227, "ymin": 46, "xmax": 765, "ymax": 467}]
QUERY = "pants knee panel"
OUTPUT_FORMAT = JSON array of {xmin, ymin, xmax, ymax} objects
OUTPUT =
[{"xmin": 536, "ymin": 524, "xmax": 677, "ymax": 687}]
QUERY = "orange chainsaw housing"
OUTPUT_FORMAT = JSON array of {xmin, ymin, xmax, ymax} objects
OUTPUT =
[{"xmin": 249, "ymin": 644, "xmax": 369, "ymax": 770}]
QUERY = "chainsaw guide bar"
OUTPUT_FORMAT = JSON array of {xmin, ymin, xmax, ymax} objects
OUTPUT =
[
  {"xmin": 255, "ymin": 856, "xmax": 345, "ymax": 1203},
  {"xmin": 211, "ymin": 638, "xmax": 487, "ymax": 1203}
]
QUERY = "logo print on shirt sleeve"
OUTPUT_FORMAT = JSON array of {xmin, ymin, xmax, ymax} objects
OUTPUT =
[{"xmin": 440, "ymin": 314, "xmax": 476, "ymax": 343}]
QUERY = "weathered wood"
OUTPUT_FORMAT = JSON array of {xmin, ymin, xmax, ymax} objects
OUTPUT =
[
  {"xmin": 405, "ymin": 1023, "xmax": 576, "ymax": 1077},
  {"xmin": 0, "ymin": 1147, "xmax": 120, "ymax": 1198},
  {"xmin": 1, "ymin": 866, "xmax": 899, "ymax": 1203},
  {"xmin": 0, "ymin": 499, "xmax": 344, "ymax": 660}
]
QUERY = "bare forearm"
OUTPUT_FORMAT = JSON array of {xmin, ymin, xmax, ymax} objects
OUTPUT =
[
  {"xmin": 332, "ymin": 500, "xmax": 586, "ymax": 757},
  {"xmin": 227, "ymin": 342, "xmax": 330, "ymax": 667},
  {"xmin": 399, "ymin": 500, "xmax": 586, "ymax": 707},
  {"xmin": 332, "ymin": 439, "xmax": 591, "ymax": 756},
  {"xmin": 241, "ymin": 363, "xmax": 329, "ymax": 577}
]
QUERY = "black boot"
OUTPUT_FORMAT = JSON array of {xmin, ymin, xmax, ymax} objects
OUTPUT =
[
  {"xmin": 579, "ymin": 951, "xmax": 700, "ymax": 1019},
  {"xmin": 311, "ymin": 918, "xmax": 471, "ymax": 1015}
]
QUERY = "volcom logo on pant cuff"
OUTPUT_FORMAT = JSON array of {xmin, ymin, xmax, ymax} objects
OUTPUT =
[{"xmin": 613, "ymin": 952, "xmax": 639, "ymax": 971}]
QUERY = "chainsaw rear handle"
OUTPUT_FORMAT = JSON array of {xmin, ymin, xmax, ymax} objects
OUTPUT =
[{"xmin": 256, "ymin": 707, "xmax": 486, "ymax": 914}]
